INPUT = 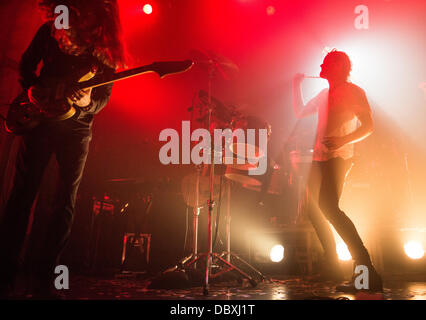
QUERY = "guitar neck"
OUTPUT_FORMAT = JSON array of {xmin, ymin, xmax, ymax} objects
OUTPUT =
[{"xmin": 78, "ymin": 64, "xmax": 156, "ymax": 90}]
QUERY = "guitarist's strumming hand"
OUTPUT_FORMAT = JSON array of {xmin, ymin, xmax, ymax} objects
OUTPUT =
[
  {"xmin": 28, "ymin": 85, "xmax": 92, "ymax": 108},
  {"xmin": 67, "ymin": 87, "xmax": 92, "ymax": 108}
]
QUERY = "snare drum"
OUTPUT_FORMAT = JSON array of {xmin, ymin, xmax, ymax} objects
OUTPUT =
[{"xmin": 224, "ymin": 165, "xmax": 262, "ymax": 187}]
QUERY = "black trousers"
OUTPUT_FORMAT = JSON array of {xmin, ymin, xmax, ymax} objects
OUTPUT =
[
  {"xmin": 0, "ymin": 121, "xmax": 91, "ymax": 288},
  {"xmin": 307, "ymin": 157, "xmax": 371, "ymax": 266}
]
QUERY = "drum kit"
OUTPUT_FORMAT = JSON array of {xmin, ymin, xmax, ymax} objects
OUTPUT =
[
  {"xmin": 99, "ymin": 50, "xmax": 314, "ymax": 293},
  {"xmin": 169, "ymin": 50, "xmax": 318, "ymax": 294},
  {"xmin": 175, "ymin": 49, "xmax": 282, "ymax": 294}
]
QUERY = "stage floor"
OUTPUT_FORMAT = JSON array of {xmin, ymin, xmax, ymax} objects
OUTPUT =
[{"xmin": 31, "ymin": 274, "xmax": 426, "ymax": 300}]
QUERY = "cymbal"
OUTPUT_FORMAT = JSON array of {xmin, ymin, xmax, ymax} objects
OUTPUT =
[
  {"xmin": 205, "ymin": 50, "xmax": 239, "ymax": 71},
  {"xmin": 190, "ymin": 49, "xmax": 239, "ymax": 80}
]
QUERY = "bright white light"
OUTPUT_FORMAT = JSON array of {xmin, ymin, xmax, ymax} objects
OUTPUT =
[
  {"xmin": 269, "ymin": 244, "xmax": 284, "ymax": 262},
  {"xmin": 143, "ymin": 4, "xmax": 153, "ymax": 15},
  {"xmin": 404, "ymin": 241, "xmax": 424, "ymax": 260},
  {"xmin": 337, "ymin": 242, "xmax": 352, "ymax": 261}
]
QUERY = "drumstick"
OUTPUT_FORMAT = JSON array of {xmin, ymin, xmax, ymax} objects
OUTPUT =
[{"xmin": 304, "ymin": 76, "xmax": 321, "ymax": 79}]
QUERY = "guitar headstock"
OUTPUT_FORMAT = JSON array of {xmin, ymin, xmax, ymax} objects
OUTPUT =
[{"xmin": 151, "ymin": 60, "xmax": 194, "ymax": 78}]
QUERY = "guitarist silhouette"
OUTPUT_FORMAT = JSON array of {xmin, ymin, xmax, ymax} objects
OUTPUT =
[
  {"xmin": 0, "ymin": 1, "xmax": 193, "ymax": 299},
  {"xmin": 0, "ymin": 0, "xmax": 126, "ymax": 299}
]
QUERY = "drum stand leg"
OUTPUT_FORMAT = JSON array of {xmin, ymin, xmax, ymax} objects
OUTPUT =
[
  {"xmin": 218, "ymin": 181, "xmax": 269, "ymax": 283},
  {"xmin": 164, "ymin": 172, "xmax": 266, "ymax": 294},
  {"xmin": 162, "ymin": 205, "xmax": 202, "ymax": 273},
  {"xmin": 183, "ymin": 180, "xmax": 268, "ymax": 295},
  {"xmin": 295, "ymin": 174, "xmax": 308, "ymax": 225},
  {"xmin": 163, "ymin": 164, "xmax": 203, "ymax": 274}
]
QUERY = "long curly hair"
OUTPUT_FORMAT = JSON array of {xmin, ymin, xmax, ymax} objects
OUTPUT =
[{"xmin": 38, "ymin": 0, "xmax": 126, "ymax": 69}]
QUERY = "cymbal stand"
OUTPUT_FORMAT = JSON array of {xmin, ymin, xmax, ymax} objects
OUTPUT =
[
  {"xmin": 217, "ymin": 180, "xmax": 269, "ymax": 282},
  {"xmin": 163, "ymin": 164, "xmax": 203, "ymax": 273},
  {"xmin": 204, "ymin": 64, "xmax": 215, "ymax": 294},
  {"xmin": 164, "ymin": 61, "xmax": 262, "ymax": 295},
  {"xmin": 198, "ymin": 63, "xmax": 260, "ymax": 294},
  {"xmin": 191, "ymin": 165, "xmax": 202, "ymax": 269}
]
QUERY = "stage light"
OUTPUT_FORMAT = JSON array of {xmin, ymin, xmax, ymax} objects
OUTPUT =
[
  {"xmin": 337, "ymin": 242, "xmax": 352, "ymax": 261},
  {"xmin": 404, "ymin": 241, "xmax": 424, "ymax": 260},
  {"xmin": 266, "ymin": 6, "xmax": 276, "ymax": 16},
  {"xmin": 269, "ymin": 244, "xmax": 284, "ymax": 262},
  {"xmin": 143, "ymin": 4, "xmax": 153, "ymax": 15}
]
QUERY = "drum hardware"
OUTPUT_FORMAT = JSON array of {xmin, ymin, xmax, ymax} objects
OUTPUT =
[
  {"xmin": 224, "ymin": 115, "xmax": 272, "ymax": 190},
  {"xmin": 225, "ymin": 143, "xmax": 262, "ymax": 171},
  {"xmin": 164, "ymin": 51, "xmax": 267, "ymax": 294},
  {"xmin": 178, "ymin": 164, "xmax": 205, "ymax": 269},
  {"xmin": 236, "ymin": 165, "xmax": 286, "ymax": 196},
  {"xmin": 179, "ymin": 176, "xmax": 268, "ymax": 286},
  {"xmin": 181, "ymin": 169, "xmax": 222, "ymax": 208},
  {"xmin": 230, "ymin": 115, "xmax": 271, "ymax": 161},
  {"xmin": 197, "ymin": 90, "xmax": 240, "ymax": 126},
  {"xmin": 189, "ymin": 49, "xmax": 239, "ymax": 81},
  {"xmin": 289, "ymin": 149, "xmax": 313, "ymax": 224},
  {"xmin": 224, "ymin": 165, "xmax": 262, "ymax": 187}
]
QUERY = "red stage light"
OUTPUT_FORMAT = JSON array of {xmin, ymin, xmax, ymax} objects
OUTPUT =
[
  {"xmin": 143, "ymin": 4, "xmax": 153, "ymax": 15},
  {"xmin": 266, "ymin": 6, "xmax": 276, "ymax": 16}
]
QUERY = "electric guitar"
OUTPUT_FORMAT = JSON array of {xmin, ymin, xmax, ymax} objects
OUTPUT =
[{"xmin": 5, "ymin": 60, "xmax": 194, "ymax": 135}]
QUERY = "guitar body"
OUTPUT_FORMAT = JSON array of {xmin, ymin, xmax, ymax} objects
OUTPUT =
[{"xmin": 5, "ymin": 68, "xmax": 96, "ymax": 135}]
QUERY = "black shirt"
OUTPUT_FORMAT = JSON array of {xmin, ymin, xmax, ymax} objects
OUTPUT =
[{"xmin": 19, "ymin": 22, "xmax": 115, "ymax": 128}]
